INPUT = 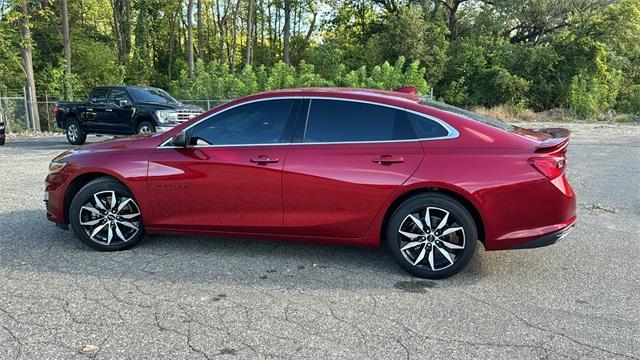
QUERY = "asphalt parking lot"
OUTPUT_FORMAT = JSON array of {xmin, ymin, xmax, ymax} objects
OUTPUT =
[{"xmin": 0, "ymin": 127, "xmax": 638, "ymax": 359}]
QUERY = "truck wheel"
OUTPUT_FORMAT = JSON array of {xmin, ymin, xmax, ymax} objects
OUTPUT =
[
  {"xmin": 137, "ymin": 121, "xmax": 156, "ymax": 134},
  {"xmin": 66, "ymin": 119, "xmax": 86, "ymax": 145},
  {"xmin": 0, "ymin": 136, "xmax": 5, "ymax": 146}
]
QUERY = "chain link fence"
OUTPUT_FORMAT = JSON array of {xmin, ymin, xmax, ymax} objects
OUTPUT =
[
  {"xmin": 0, "ymin": 95, "xmax": 30, "ymax": 133},
  {"xmin": 0, "ymin": 94, "xmax": 231, "ymax": 134}
]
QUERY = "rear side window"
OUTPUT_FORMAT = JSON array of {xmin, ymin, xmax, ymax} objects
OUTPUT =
[
  {"xmin": 408, "ymin": 113, "xmax": 449, "ymax": 138},
  {"xmin": 90, "ymin": 88, "xmax": 110, "ymax": 104},
  {"xmin": 303, "ymin": 99, "xmax": 415, "ymax": 143}
]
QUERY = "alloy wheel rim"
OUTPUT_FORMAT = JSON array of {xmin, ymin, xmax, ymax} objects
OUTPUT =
[
  {"xmin": 397, "ymin": 207, "xmax": 465, "ymax": 271},
  {"xmin": 68, "ymin": 124, "xmax": 78, "ymax": 141},
  {"xmin": 138, "ymin": 126, "xmax": 152, "ymax": 134},
  {"xmin": 79, "ymin": 190, "xmax": 141, "ymax": 245}
]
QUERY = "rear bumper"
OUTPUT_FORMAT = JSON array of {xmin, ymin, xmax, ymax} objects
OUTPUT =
[{"xmin": 515, "ymin": 221, "xmax": 575, "ymax": 249}]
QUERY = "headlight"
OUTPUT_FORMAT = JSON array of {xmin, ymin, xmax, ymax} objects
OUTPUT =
[
  {"xmin": 155, "ymin": 110, "xmax": 178, "ymax": 124},
  {"xmin": 49, "ymin": 161, "xmax": 67, "ymax": 174}
]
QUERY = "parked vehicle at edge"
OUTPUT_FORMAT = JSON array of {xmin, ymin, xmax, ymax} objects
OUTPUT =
[
  {"xmin": 0, "ymin": 112, "xmax": 5, "ymax": 145},
  {"xmin": 54, "ymin": 86, "xmax": 202, "ymax": 145},
  {"xmin": 45, "ymin": 88, "xmax": 576, "ymax": 279}
]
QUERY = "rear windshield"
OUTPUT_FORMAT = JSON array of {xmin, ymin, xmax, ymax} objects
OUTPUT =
[
  {"xmin": 418, "ymin": 98, "xmax": 516, "ymax": 131},
  {"xmin": 128, "ymin": 87, "xmax": 180, "ymax": 105}
]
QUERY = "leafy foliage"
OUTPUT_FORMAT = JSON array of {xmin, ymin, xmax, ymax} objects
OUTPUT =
[
  {"xmin": 0, "ymin": 0, "xmax": 638, "ymax": 120},
  {"xmin": 170, "ymin": 56, "xmax": 431, "ymax": 99}
]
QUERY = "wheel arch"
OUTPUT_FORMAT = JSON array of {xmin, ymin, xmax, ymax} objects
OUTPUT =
[
  {"xmin": 133, "ymin": 114, "xmax": 155, "ymax": 130},
  {"xmin": 62, "ymin": 112, "xmax": 78, "ymax": 127},
  {"xmin": 380, "ymin": 185, "xmax": 486, "ymax": 245},
  {"xmin": 62, "ymin": 172, "xmax": 130, "ymax": 224}
]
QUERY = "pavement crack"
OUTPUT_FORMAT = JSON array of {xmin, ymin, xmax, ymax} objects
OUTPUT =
[{"xmin": 460, "ymin": 292, "xmax": 639, "ymax": 360}]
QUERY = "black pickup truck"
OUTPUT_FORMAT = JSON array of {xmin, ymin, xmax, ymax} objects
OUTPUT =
[
  {"xmin": 0, "ymin": 112, "xmax": 5, "ymax": 145},
  {"xmin": 55, "ymin": 86, "xmax": 203, "ymax": 145}
]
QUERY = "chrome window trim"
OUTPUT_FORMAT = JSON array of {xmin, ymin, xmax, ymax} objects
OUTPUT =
[{"xmin": 158, "ymin": 95, "xmax": 459, "ymax": 148}]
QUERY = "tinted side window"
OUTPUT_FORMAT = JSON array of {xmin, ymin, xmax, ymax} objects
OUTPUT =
[
  {"xmin": 408, "ymin": 113, "xmax": 449, "ymax": 139},
  {"xmin": 190, "ymin": 99, "xmax": 295, "ymax": 146},
  {"xmin": 107, "ymin": 89, "xmax": 130, "ymax": 105},
  {"xmin": 90, "ymin": 88, "xmax": 110, "ymax": 104},
  {"xmin": 303, "ymin": 100, "xmax": 415, "ymax": 143}
]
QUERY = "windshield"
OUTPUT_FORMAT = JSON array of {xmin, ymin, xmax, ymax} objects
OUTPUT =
[
  {"xmin": 128, "ymin": 87, "xmax": 180, "ymax": 105},
  {"xmin": 419, "ymin": 98, "xmax": 516, "ymax": 131}
]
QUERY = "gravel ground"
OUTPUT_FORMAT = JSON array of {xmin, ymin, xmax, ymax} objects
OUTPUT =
[{"xmin": 0, "ymin": 124, "xmax": 638, "ymax": 359}]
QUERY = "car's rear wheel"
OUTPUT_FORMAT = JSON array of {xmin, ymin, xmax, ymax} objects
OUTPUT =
[
  {"xmin": 137, "ymin": 121, "xmax": 155, "ymax": 134},
  {"xmin": 69, "ymin": 177, "xmax": 145, "ymax": 251},
  {"xmin": 65, "ymin": 118, "xmax": 86, "ymax": 145},
  {"xmin": 386, "ymin": 193, "xmax": 477, "ymax": 279}
]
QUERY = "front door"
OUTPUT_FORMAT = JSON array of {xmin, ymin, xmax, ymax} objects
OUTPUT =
[
  {"xmin": 146, "ymin": 98, "xmax": 301, "ymax": 233},
  {"xmin": 282, "ymin": 99, "xmax": 424, "ymax": 238}
]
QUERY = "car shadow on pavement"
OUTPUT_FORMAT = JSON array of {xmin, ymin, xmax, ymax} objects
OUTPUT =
[{"xmin": 0, "ymin": 209, "xmax": 491, "ymax": 289}]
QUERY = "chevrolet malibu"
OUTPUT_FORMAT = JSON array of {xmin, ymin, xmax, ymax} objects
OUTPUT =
[{"xmin": 45, "ymin": 88, "xmax": 576, "ymax": 279}]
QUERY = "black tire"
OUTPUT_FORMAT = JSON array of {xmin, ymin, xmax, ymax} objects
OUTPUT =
[
  {"xmin": 69, "ymin": 177, "xmax": 145, "ymax": 251},
  {"xmin": 136, "ymin": 121, "xmax": 156, "ymax": 134},
  {"xmin": 65, "ymin": 118, "xmax": 86, "ymax": 145},
  {"xmin": 385, "ymin": 193, "xmax": 477, "ymax": 279},
  {"xmin": 0, "ymin": 136, "xmax": 5, "ymax": 146}
]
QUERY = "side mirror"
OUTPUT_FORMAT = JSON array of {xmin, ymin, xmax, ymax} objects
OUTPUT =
[
  {"xmin": 119, "ymin": 99, "xmax": 131, "ymax": 108},
  {"xmin": 171, "ymin": 131, "xmax": 188, "ymax": 147}
]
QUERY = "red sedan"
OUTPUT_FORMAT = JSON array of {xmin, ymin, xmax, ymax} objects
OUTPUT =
[{"xmin": 45, "ymin": 88, "xmax": 576, "ymax": 279}]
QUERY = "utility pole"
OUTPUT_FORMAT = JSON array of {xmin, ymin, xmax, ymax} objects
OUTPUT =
[{"xmin": 20, "ymin": 0, "xmax": 40, "ymax": 131}]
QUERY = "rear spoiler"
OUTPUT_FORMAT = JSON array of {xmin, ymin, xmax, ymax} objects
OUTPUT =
[{"xmin": 534, "ymin": 128, "xmax": 570, "ymax": 153}]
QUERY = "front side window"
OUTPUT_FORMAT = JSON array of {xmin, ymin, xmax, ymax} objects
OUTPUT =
[
  {"xmin": 129, "ymin": 87, "xmax": 179, "ymax": 105},
  {"xmin": 190, "ymin": 99, "xmax": 295, "ymax": 146},
  {"xmin": 303, "ymin": 99, "xmax": 416, "ymax": 143},
  {"xmin": 90, "ymin": 88, "xmax": 110, "ymax": 104}
]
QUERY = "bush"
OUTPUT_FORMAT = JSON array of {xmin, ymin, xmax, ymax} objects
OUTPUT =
[
  {"xmin": 170, "ymin": 57, "xmax": 432, "ymax": 99},
  {"xmin": 568, "ymin": 64, "xmax": 622, "ymax": 119}
]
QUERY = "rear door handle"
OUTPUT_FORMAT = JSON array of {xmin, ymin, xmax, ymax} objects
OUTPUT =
[
  {"xmin": 105, "ymin": 108, "xmax": 112, "ymax": 112},
  {"xmin": 250, "ymin": 155, "xmax": 280, "ymax": 164},
  {"xmin": 372, "ymin": 155, "xmax": 405, "ymax": 165}
]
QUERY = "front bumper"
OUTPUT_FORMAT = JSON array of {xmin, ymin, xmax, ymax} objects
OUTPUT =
[
  {"xmin": 515, "ymin": 221, "xmax": 575, "ymax": 249},
  {"xmin": 45, "ymin": 171, "xmax": 68, "ymax": 225}
]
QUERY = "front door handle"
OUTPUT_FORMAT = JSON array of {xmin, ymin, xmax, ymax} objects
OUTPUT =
[
  {"xmin": 250, "ymin": 155, "xmax": 280, "ymax": 164},
  {"xmin": 372, "ymin": 155, "xmax": 405, "ymax": 165}
]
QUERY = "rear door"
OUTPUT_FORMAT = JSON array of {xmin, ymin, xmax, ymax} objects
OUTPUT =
[
  {"xmin": 282, "ymin": 98, "xmax": 424, "ymax": 238},
  {"xmin": 84, "ymin": 87, "xmax": 110, "ymax": 132},
  {"xmin": 105, "ymin": 88, "xmax": 134, "ymax": 134}
]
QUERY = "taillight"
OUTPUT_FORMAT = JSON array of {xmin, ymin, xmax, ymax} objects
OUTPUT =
[
  {"xmin": 53, "ymin": 106, "xmax": 61, "ymax": 117},
  {"xmin": 529, "ymin": 156, "xmax": 566, "ymax": 179}
]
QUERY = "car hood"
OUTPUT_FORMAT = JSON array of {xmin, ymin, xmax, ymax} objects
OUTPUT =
[
  {"xmin": 135, "ymin": 102, "xmax": 203, "ymax": 111},
  {"xmin": 63, "ymin": 134, "xmax": 159, "ymax": 156}
]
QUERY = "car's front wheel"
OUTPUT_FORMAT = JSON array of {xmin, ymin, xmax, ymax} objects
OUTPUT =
[
  {"xmin": 69, "ymin": 177, "xmax": 145, "ymax": 251},
  {"xmin": 386, "ymin": 193, "xmax": 477, "ymax": 279}
]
